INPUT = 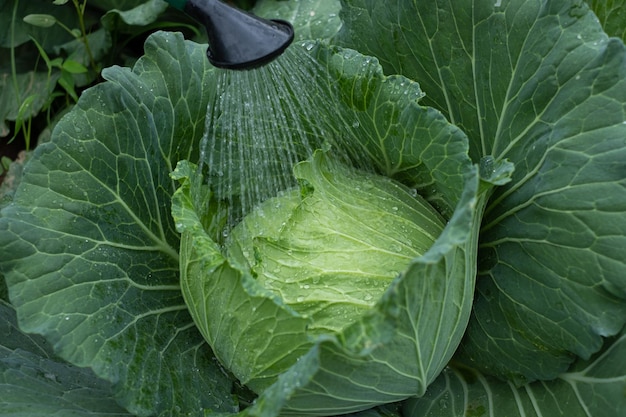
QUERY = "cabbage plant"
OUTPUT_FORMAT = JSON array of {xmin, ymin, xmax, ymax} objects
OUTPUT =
[
  {"xmin": 1, "ymin": 1, "xmax": 626, "ymax": 417},
  {"xmin": 171, "ymin": 148, "xmax": 461, "ymax": 409}
]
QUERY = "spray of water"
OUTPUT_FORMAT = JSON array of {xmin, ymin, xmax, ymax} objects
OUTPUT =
[{"xmin": 196, "ymin": 43, "xmax": 369, "ymax": 238}]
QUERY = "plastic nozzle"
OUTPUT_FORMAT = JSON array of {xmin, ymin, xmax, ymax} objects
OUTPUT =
[{"xmin": 169, "ymin": 0, "xmax": 294, "ymax": 70}]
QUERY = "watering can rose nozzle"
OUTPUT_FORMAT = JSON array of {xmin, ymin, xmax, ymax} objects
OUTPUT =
[{"xmin": 165, "ymin": 0, "xmax": 294, "ymax": 70}]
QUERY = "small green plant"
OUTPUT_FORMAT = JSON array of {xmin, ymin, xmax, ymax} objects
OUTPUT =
[
  {"xmin": 6, "ymin": 0, "xmax": 96, "ymax": 150},
  {"xmin": 27, "ymin": 34, "xmax": 89, "ymax": 103},
  {"xmin": 1, "ymin": 0, "xmax": 202, "ymax": 159},
  {"xmin": 24, "ymin": 0, "xmax": 98, "ymax": 73}
]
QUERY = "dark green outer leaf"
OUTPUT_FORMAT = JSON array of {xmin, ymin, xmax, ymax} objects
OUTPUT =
[
  {"xmin": 337, "ymin": 0, "xmax": 626, "ymax": 382},
  {"xmin": 101, "ymin": 0, "xmax": 169, "ymax": 33},
  {"xmin": 1, "ymin": 300, "xmax": 133, "ymax": 417},
  {"xmin": 403, "ymin": 326, "xmax": 626, "ymax": 417},
  {"xmin": 0, "ymin": 32, "xmax": 236, "ymax": 416},
  {"xmin": 253, "ymin": 0, "xmax": 342, "ymax": 41}
]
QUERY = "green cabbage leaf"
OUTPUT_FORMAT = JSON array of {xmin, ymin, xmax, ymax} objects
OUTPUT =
[
  {"xmin": 404, "ymin": 325, "xmax": 626, "ymax": 417},
  {"xmin": 253, "ymin": 0, "xmax": 342, "ymax": 41},
  {"xmin": 337, "ymin": 0, "xmax": 626, "ymax": 384},
  {"xmin": 1, "ymin": 299, "xmax": 133, "ymax": 417},
  {"xmin": 0, "ymin": 32, "xmax": 238, "ymax": 416}
]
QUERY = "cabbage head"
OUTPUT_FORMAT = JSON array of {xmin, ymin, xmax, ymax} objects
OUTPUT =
[
  {"xmin": 227, "ymin": 150, "xmax": 445, "ymax": 337},
  {"xmin": 171, "ymin": 149, "xmax": 482, "ymax": 415}
]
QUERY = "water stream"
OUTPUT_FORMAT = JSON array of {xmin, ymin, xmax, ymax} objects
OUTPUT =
[{"xmin": 196, "ymin": 43, "xmax": 370, "ymax": 236}]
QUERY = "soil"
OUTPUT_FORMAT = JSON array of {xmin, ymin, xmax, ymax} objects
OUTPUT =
[{"xmin": 0, "ymin": 135, "xmax": 29, "ymax": 187}]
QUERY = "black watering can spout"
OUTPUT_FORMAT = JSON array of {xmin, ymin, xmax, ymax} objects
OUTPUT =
[{"xmin": 165, "ymin": 0, "xmax": 294, "ymax": 70}]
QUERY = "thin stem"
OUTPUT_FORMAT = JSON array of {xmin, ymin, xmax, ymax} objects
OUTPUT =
[
  {"xmin": 10, "ymin": 1, "xmax": 20, "ymax": 106},
  {"xmin": 72, "ymin": 0, "xmax": 97, "ymax": 72},
  {"xmin": 9, "ymin": 0, "xmax": 34, "ymax": 150}
]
